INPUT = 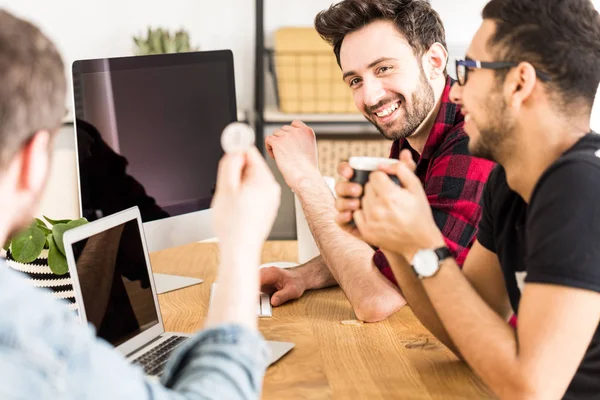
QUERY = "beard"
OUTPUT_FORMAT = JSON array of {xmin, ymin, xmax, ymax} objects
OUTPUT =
[
  {"xmin": 468, "ymin": 91, "xmax": 514, "ymax": 162},
  {"xmin": 366, "ymin": 67, "xmax": 435, "ymax": 141}
]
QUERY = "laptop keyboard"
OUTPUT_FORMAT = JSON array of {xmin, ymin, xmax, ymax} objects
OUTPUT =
[{"xmin": 133, "ymin": 335, "xmax": 188, "ymax": 376}]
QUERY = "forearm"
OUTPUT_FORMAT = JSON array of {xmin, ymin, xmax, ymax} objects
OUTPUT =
[
  {"xmin": 295, "ymin": 255, "xmax": 337, "ymax": 290},
  {"xmin": 159, "ymin": 324, "xmax": 269, "ymax": 400},
  {"xmin": 422, "ymin": 258, "xmax": 527, "ymax": 398},
  {"xmin": 297, "ymin": 178, "xmax": 404, "ymax": 321},
  {"xmin": 382, "ymin": 250, "xmax": 461, "ymax": 356},
  {"xmin": 205, "ymin": 249, "xmax": 261, "ymax": 330}
]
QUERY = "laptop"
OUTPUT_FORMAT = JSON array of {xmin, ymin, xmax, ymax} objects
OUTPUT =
[{"xmin": 64, "ymin": 207, "xmax": 294, "ymax": 376}]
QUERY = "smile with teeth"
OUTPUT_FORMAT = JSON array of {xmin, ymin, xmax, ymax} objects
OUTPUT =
[{"xmin": 375, "ymin": 103, "xmax": 399, "ymax": 118}]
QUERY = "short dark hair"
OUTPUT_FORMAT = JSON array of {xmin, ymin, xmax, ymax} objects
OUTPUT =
[
  {"xmin": 482, "ymin": 0, "xmax": 600, "ymax": 108},
  {"xmin": 314, "ymin": 0, "xmax": 447, "ymax": 67},
  {"xmin": 0, "ymin": 10, "xmax": 66, "ymax": 169}
]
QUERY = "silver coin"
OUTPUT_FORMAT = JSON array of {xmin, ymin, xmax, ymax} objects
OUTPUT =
[{"xmin": 221, "ymin": 122, "xmax": 255, "ymax": 153}]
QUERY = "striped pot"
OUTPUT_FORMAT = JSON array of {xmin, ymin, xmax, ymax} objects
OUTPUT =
[{"xmin": 5, "ymin": 249, "xmax": 78, "ymax": 312}]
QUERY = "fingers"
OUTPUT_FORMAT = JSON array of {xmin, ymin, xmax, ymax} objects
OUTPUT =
[
  {"xmin": 361, "ymin": 182, "xmax": 378, "ymax": 219},
  {"xmin": 243, "ymin": 147, "xmax": 276, "ymax": 184},
  {"xmin": 395, "ymin": 163, "xmax": 423, "ymax": 194},
  {"xmin": 259, "ymin": 267, "xmax": 301, "ymax": 306},
  {"xmin": 215, "ymin": 153, "xmax": 245, "ymax": 194},
  {"xmin": 335, "ymin": 180, "xmax": 362, "ymax": 198},
  {"xmin": 291, "ymin": 120, "xmax": 308, "ymax": 129},
  {"xmin": 353, "ymin": 209, "xmax": 367, "ymax": 234},
  {"xmin": 335, "ymin": 196, "xmax": 360, "ymax": 213},
  {"xmin": 399, "ymin": 149, "xmax": 417, "ymax": 171},
  {"xmin": 368, "ymin": 171, "xmax": 399, "ymax": 197},
  {"xmin": 379, "ymin": 150, "xmax": 416, "ymax": 176},
  {"xmin": 259, "ymin": 266, "xmax": 282, "ymax": 293},
  {"xmin": 337, "ymin": 161, "xmax": 354, "ymax": 180},
  {"xmin": 265, "ymin": 136, "xmax": 275, "ymax": 159},
  {"xmin": 270, "ymin": 284, "xmax": 301, "ymax": 306},
  {"xmin": 335, "ymin": 211, "xmax": 353, "ymax": 225}
]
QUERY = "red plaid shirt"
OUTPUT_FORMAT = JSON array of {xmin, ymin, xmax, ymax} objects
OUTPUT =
[{"xmin": 373, "ymin": 77, "xmax": 495, "ymax": 285}]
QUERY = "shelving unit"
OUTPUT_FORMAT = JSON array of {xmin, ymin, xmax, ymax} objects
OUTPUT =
[
  {"xmin": 253, "ymin": 0, "xmax": 378, "ymax": 144},
  {"xmin": 254, "ymin": 0, "xmax": 387, "ymax": 240}
]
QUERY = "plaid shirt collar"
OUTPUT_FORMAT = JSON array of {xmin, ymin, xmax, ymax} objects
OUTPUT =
[{"xmin": 391, "ymin": 76, "xmax": 462, "ymax": 161}]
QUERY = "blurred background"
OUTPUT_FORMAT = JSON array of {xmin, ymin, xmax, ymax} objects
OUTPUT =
[{"xmin": 3, "ymin": 0, "xmax": 600, "ymax": 239}]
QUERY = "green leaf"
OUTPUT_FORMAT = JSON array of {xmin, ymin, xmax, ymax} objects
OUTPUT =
[
  {"xmin": 48, "ymin": 235, "xmax": 68, "ymax": 275},
  {"xmin": 52, "ymin": 218, "xmax": 88, "ymax": 256},
  {"xmin": 35, "ymin": 218, "xmax": 48, "ymax": 228},
  {"xmin": 51, "ymin": 223, "xmax": 68, "ymax": 255},
  {"xmin": 43, "ymin": 216, "xmax": 70, "ymax": 226},
  {"xmin": 37, "ymin": 225, "xmax": 51, "ymax": 235},
  {"xmin": 3, "ymin": 239, "xmax": 10, "ymax": 252},
  {"xmin": 151, "ymin": 29, "xmax": 162, "ymax": 54},
  {"xmin": 11, "ymin": 226, "xmax": 45, "ymax": 263},
  {"xmin": 66, "ymin": 218, "xmax": 88, "ymax": 228}
]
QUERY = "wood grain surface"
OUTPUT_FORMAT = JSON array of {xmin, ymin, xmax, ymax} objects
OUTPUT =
[{"xmin": 150, "ymin": 241, "xmax": 494, "ymax": 399}]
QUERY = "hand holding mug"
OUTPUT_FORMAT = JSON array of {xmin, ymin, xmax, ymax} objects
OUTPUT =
[{"xmin": 335, "ymin": 149, "xmax": 416, "ymax": 229}]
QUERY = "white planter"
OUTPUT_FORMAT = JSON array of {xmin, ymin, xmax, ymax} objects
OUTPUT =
[{"xmin": 5, "ymin": 249, "xmax": 78, "ymax": 312}]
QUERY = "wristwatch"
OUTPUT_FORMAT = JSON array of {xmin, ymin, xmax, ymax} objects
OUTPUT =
[{"xmin": 411, "ymin": 246, "xmax": 452, "ymax": 279}]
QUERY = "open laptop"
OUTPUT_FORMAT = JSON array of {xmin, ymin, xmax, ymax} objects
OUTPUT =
[{"xmin": 64, "ymin": 207, "xmax": 294, "ymax": 376}]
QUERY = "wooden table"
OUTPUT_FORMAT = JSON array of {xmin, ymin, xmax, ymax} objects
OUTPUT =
[{"xmin": 151, "ymin": 241, "xmax": 494, "ymax": 399}]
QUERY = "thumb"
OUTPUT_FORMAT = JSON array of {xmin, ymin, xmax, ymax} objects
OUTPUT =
[
  {"xmin": 243, "ymin": 147, "xmax": 274, "ymax": 184},
  {"xmin": 215, "ymin": 153, "xmax": 245, "ymax": 194},
  {"xmin": 271, "ymin": 285, "xmax": 297, "ymax": 306},
  {"xmin": 399, "ymin": 149, "xmax": 416, "ymax": 172},
  {"xmin": 396, "ymin": 163, "xmax": 422, "ymax": 194}
]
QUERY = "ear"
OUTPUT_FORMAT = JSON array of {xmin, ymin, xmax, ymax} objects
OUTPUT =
[
  {"xmin": 16, "ymin": 130, "xmax": 52, "ymax": 195},
  {"xmin": 422, "ymin": 42, "xmax": 448, "ymax": 80},
  {"xmin": 504, "ymin": 62, "xmax": 537, "ymax": 110}
]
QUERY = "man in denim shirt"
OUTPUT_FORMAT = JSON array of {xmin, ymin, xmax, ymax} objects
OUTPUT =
[{"xmin": 0, "ymin": 10, "xmax": 281, "ymax": 399}]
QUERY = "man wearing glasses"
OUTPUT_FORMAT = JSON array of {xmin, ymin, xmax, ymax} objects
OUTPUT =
[
  {"xmin": 261, "ymin": 0, "xmax": 495, "ymax": 322},
  {"xmin": 341, "ymin": 0, "xmax": 600, "ymax": 398}
]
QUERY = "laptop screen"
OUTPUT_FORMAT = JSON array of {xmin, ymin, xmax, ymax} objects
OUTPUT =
[{"xmin": 71, "ymin": 218, "xmax": 159, "ymax": 347}]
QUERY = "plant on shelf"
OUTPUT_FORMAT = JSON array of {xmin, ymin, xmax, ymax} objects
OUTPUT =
[
  {"xmin": 4, "ymin": 216, "xmax": 88, "ymax": 275},
  {"xmin": 133, "ymin": 27, "xmax": 198, "ymax": 55}
]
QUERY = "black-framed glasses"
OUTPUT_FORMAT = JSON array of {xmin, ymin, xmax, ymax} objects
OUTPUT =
[{"xmin": 455, "ymin": 59, "xmax": 552, "ymax": 86}]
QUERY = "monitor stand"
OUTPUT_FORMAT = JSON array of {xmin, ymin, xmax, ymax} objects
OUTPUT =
[{"xmin": 153, "ymin": 273, "xmax": 203, "ymax": 294}]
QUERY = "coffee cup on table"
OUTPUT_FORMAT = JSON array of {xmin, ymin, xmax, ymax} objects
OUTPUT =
[{"xmin": 348, "ymin": 156, "xmax": 400, "ymax": 195}]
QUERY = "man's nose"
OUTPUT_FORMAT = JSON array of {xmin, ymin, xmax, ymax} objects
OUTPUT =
[
  {"xmin": 363, "ymin": 77, "xmax": 386, "ymax": 108},
  {"xmin": 449, "ymin": 81, "xmax": 462, "ymax": 105}
]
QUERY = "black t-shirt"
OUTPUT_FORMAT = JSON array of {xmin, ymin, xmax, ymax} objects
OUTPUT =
[{"xmin": 477, "ymin": 133, "xmax": 600, "ymax": 400}]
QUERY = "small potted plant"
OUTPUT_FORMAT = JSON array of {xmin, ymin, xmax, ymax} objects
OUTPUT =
[
  {"xmin": 3, "ymin": 216, "xmax": 88, "ymax": 311},
  {"xmin": 133, "ymin": 27, "xmax": 198, "ymax": 55}
]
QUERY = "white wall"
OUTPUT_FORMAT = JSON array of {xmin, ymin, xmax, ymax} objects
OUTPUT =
[
  {"xmin": 1, "ymin": 0, "xmax": 491, "ymax": 113},
  {"xmin": 1, "ymin": 0, "xmax": 255, "ymax": 111},
  {"xmin": 4, "ymin": 0, "xmax": 599, "ymax": 221}
]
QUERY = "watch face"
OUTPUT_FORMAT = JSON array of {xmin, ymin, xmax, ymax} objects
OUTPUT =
[{"xmin": 413, "ymin": 249, "xmax": 439, "ymax": 277}]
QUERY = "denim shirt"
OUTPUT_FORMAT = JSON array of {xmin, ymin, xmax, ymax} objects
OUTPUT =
[{"xmin": 0, "ymin": 261, "xmax": 270, "ymax": 399}]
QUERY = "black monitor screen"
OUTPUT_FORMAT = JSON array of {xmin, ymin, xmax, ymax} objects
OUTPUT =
[
  {"xmin": 73, "ymin": 51, "xmax": 236, "ymax": 222},
  {"xmin": 72, "ymin": 219, "xmax": 158, "ymax": 347}
]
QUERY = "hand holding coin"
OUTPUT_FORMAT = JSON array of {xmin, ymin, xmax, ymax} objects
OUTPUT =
[{"xmin": 221, "ymin": 122, "xmax": 256, "ymax": 153}]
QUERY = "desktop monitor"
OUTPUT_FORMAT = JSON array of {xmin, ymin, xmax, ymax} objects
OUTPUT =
[{"xmin": 72, "ymin": 50, "xmax": 236, "ymax": 251}]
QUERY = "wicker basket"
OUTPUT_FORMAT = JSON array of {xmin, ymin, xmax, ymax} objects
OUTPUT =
[
  {"xmin": 272, "ymin": 28, "xmax": 358, "ymax": 114},
  {"xmin": 317, "ymin": 138, "xmax": 393, "ymax": 178}
]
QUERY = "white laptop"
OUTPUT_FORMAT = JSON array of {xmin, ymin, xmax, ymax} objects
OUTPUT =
[{"xmin": 64, "ymin": 207, "xmax": 294, "ymax": 376}]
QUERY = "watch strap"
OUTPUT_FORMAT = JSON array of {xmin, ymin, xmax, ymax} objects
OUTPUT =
[{"xmin": 434, "ymin": 246, "xmax": 452, "ymax": 263}]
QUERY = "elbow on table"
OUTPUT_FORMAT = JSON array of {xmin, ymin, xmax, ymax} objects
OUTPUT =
[{"xmin": 353, "ymin": 295, "xmax": 406, "ymax": 323}]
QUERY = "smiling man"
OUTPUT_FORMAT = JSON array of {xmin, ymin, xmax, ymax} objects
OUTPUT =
[
  {"xmin": 261, "ymin": 0, "xmax": 495, "ymax": 322},
  {"xmin": 345, "ymin": 0, "xmax": 600, "ymax": 398}
]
